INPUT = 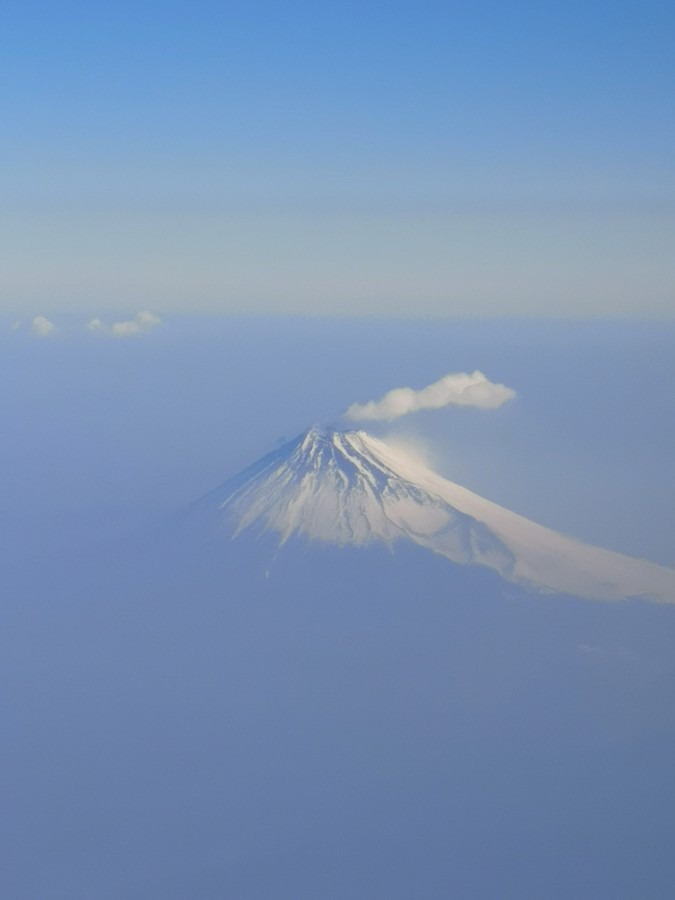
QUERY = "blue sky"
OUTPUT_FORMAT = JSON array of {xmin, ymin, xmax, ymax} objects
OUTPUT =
[{"xmin": 2, "ymin": 0, "xmax": 674, "ymax": 316}]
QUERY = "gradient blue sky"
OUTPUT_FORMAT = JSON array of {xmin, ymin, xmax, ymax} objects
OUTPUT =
[{"xmin": 2, "ymin": 0, "xmax": 674, "ymax": 316}]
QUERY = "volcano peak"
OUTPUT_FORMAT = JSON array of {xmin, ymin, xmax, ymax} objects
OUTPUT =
[{"xmin": 192, "ymin": 427, "xmax": 675, "ymax": 603}]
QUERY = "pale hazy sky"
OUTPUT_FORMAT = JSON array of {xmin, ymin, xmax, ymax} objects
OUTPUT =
[{"xmin": 2, "ymin": 0, "xmax": 675, "ymax": 317}]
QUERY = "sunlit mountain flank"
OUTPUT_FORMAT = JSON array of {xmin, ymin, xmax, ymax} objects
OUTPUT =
[{"xmin": 191, "ymin": 426, "xmax": 675, "ymax": 603}]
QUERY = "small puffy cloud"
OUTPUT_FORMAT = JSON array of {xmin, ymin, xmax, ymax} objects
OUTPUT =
[
  {"xmin": 86, "ymin": 311, "xmax": 161, "ymax": 337},
  {"xmin": 112, "ymin": 311, "xmax": 161, "ymax": 337},
  {"xmin": 31, "ymin": 315, "xmax": 57, "ymax": 338},
  {"xmin": 345, "ymin": 370, "xmax": 516, "ymax": 422}
]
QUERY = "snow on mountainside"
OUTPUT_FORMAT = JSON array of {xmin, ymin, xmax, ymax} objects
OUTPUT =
[{"xmin": 192, "ymin": 426, "xmax": 675, "ymax": 603}]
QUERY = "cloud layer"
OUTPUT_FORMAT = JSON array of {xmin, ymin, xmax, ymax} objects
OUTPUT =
[{"xmin": 345, "ymin": 370, "xmax": 516, "ymax": 422}]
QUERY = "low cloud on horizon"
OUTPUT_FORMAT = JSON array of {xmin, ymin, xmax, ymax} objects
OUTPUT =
[
  {"xmin": 345, "ymin": 370, "xmax": 516, "ymax": 422},
  {"xmin": 11, "ymin": 311, "xmax": 162, "ymax": 339},
  {"xmin": 31, "ymin": 315, "xmax": 57, "ymax": 337},
  {"xmin": 87, "ymin": 311, "xmax": 161, "ymax": 337}
]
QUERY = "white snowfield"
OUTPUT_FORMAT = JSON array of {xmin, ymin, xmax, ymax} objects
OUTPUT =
[{"xmin": 199, "ymin": 426, "xmax": 675, "ymax": 603}]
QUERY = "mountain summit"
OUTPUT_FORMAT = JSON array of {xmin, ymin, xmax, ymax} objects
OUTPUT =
[{"xmin": 192, "ymin": 426, "xmax": 675, "ymax": 603}]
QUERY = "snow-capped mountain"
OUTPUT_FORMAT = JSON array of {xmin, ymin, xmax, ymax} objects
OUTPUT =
[{"xmin": 192, "ymin": 426, "xmax": 675, "ymax": 603}]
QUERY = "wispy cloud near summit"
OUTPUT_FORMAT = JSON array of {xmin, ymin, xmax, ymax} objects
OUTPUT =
[{"xmin": 345, "ymin": 370, "xmax": 516, "ymax": 422}]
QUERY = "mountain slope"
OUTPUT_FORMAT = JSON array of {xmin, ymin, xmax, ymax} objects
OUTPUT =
[{"xmin": 191, "ymin": 426, "xmax": 675, "ymax": 603}]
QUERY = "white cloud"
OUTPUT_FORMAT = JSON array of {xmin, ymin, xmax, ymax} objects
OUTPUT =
[
  {"xmin": 86, "ymin": 317, "xmax": 104, "ymax": 333},
  {"xmin": 31, "ymin": 315, "xmax": 56, "ymax": 337},
  {"xmin": 345, "ymin": 370, "xmax": 516, "ymax": 422},
  {"xmin": 86, "ymin": 311, "xmax": 161, "ymax": 337}
]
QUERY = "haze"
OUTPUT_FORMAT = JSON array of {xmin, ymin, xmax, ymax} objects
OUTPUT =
[
  {"xmin": 3, "ymin": 0, "xmax": 675, "ymax": 895},
  {"xmin": 3, "ymin": 318, "xmax": 675, "ymax": 898}
]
